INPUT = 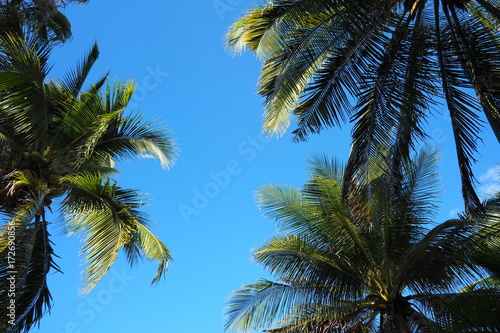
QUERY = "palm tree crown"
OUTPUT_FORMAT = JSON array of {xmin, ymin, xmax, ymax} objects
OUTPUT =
[
  {"xmin": 224, "ymin": 150, "xmax": 500, "ymax": 332},
  {"xmin": 0, "ymin": 32, "xmax": 177, "ymax": 332},
  {"xmin": 0, "ymin": 0, "xmax": 91, "ymax": 42},
  {"xmin": 226, "ymin": 0, "xmax": 500, "ymax": 212}
]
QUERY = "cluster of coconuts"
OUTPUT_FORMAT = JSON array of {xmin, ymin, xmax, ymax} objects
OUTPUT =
[
  {"xmin": 22, "ymin": 150, "xmax": 61, "ymax": 185},
  {"xmin": 23, "ymin": 151, "xmax": 50, "ymax": 164}
]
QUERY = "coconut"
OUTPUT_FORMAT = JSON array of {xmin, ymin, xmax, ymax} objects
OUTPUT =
[{"xmin": 30, "ymin": 151, "xmax": 43, "ymax": 161}]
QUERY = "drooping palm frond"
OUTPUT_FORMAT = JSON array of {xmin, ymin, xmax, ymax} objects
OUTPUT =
[
  {"xmin": 346, "ymin": 11, "xmax": 436, "ymax": 196},
  {"xmin": 467, "ymin": 194, "xmax": 500, "ymax": 281},
  {"xmin": 416, "ymin": 289, "xmax": 500, "ymax": 332},
  {"xmin": 457, "ymin": 2, "xmax": 500, "ymax": 143},
  {"xmin": 95, "ymin": 110, "xmax": 177, "ymax": 169},
  {"xmin": 8, "ymin": 217, "xmax": 60, "ymax": 333},
  {"xmin": 227, "ymin": 0, "xmax": 500, "ymax": 212},
  {"xmin": 126, "ymin": 222, "xmax": 171, "ymax": 285},
  {"xmin": 434, "ymin": 4, "xmax": 485, "ymax": 212},
  {"xmin": 225, "ymin": 279, "xmax": 297, "ymax": 332},
  {"xmin": 0, "ymin": 183, "xmax": 60, "ymax": 333},
  {"xmin": 62, "ymin": 172, "xmax": 171, "ymax": 293}
]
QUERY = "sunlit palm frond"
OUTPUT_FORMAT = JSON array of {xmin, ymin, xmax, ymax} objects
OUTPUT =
[
  {"xmin": 259, "ymin": 1, "xmax": 395, "ymax": 137},
  {"xmin": 226, "ymin": 0, "xmax": 296, "ymax": 56},
  {"xmin": 293, "ymin": 5, "xmax": 402, "ymax": 142},
  {"xmin": 307, "ymin": 154, "xmax": 345, "ymax": 183},
  {"xmin": 96, "ymin": 111, "xmax": 177, "ymax": 169},
  {"xmin": 257, "ymin": 183, "xmax": 316, "ymax": 233},
  {"xmin": 124, "ymin": 222, "xmax": 172, "ymax": 285},
  {"xmin": 62, "ymin": 172, "xmax": 171, "ymax": 293},
  {"xmin": 61, "ymin": 173, "xmax": 124, "ymax": 292}
]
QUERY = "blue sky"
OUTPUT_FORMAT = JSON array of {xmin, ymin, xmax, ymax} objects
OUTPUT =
[{"xmin": 31, "ymin": 1, "xmax": 500, "ymax": 332}]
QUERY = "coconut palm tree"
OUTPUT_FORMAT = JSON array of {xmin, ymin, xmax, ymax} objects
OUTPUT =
[
  {"xmin": 226, "ymin": 0, "xmax": 500, "ymax": 212},
  {"xmin": 224, "ymin": 149, "xmax": 500, "ymax": 332},
  {"xmin": 0, "ymin": 32, "xmax": 177, "ymax": 332},
  {"xmin": 0, "ymin": 0, "xmax": 91, "ymax": 42}
]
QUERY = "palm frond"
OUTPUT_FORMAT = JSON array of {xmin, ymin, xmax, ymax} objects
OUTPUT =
[
  {"xmin": 418, "ymin": 289, "xmax": 500, "ymax": 331},
  {"xmin": 225, "ymin": 278, "xmax": 341, "ymax": 332},
  {"xmin": 95, "ymin": 111, "xmax": 178, "ymax": 169},
  {"xmin": 0, "ymin": 32, "xmax": 53, "ymax": 148},
  {"xmin": 124, "ymin": 222, "xmax": 172, "ymax": 285},
  {"xmin": 265, "ymin": 302, "xmax": 377, "ymax": 333},
  {"xmin": 435, "ymin": 5, "xmax": 483, "ymax": 212},
  {"xmin": 255, "ymin": 234, "xmax": 365, "ymax": 289},
  {"xmin": 450, "ymin": 3, "xmax": 500, "ymax": 143},
  {"xmin": 0, "ymin": 187, "xmax": 59, "ymax": 333},
  {"xmin": 257, "ymin": 183, "xmax": 317, "ymax": 234},
  {"xmin": 62, "ymin": 42, "xmax": 99, "ymax": 96},
  {"xmin": 398, "ymin": 219, "xmax": 479, "ymax": 294},
  {"xmin": 62, "ymin": 172, "xmax": 170, "ymax": 293},
  {"xmin": 398, "ymin": 147, "xmax": 441, "ymax": 223}
]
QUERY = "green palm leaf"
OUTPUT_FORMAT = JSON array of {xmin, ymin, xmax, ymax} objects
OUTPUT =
[
  {"xmin": 225, "ymin": 150, "xmax": 500, "ymax": 332},
  {"xmin": 0, "ymin": 187, "xmax": 59, "ymax": 333},
  {"xmin": 228, "ymin": 0, "xmax": 500, "ymax": 212},
  {"xmin": 62, "ymin": 42, "xmax": 100, "ymax": 96},
  {"xmin": 0, "ymin": 24, "xmax": 177, "ymax": 330},
  {"xmin": 62, "ymin": 172, "xmax": 172, "ymax": 293}
]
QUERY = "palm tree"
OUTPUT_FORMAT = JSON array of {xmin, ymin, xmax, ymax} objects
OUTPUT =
[
  {"xmin": 0, "ymin": 31, "xmax": 177, "ymax": 332},
  {"xmin": 224, "ymin": 149, "xmax": 500, "ymax": 332},
  {"xmin": 226, "ymin": 0, "xmax": 500, "ymax": 212},
  {"xmin": 0, "ymin": 0, "xmax": 91, "ymax": 42}
]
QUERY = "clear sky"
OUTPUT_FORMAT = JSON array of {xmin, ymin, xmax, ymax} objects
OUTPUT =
[{"xmin": 31, "ymin": 1, "xmax": 499, "ymax": 332}]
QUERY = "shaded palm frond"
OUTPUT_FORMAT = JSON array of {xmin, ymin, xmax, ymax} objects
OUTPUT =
[
  {"xmin": 62, "ymin": 42, "xmax": 100, "ymax": 96},
  {"xmin": 0, "ymin": 186, "xmax": 59, "ymax": 333},
  {"xmin": 225, "ymin": 278, "xmax": 354, "ymax": 332},
  {"xmin": 227, "ymin": 0, "xmax": 500, "ymax": 216}
]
